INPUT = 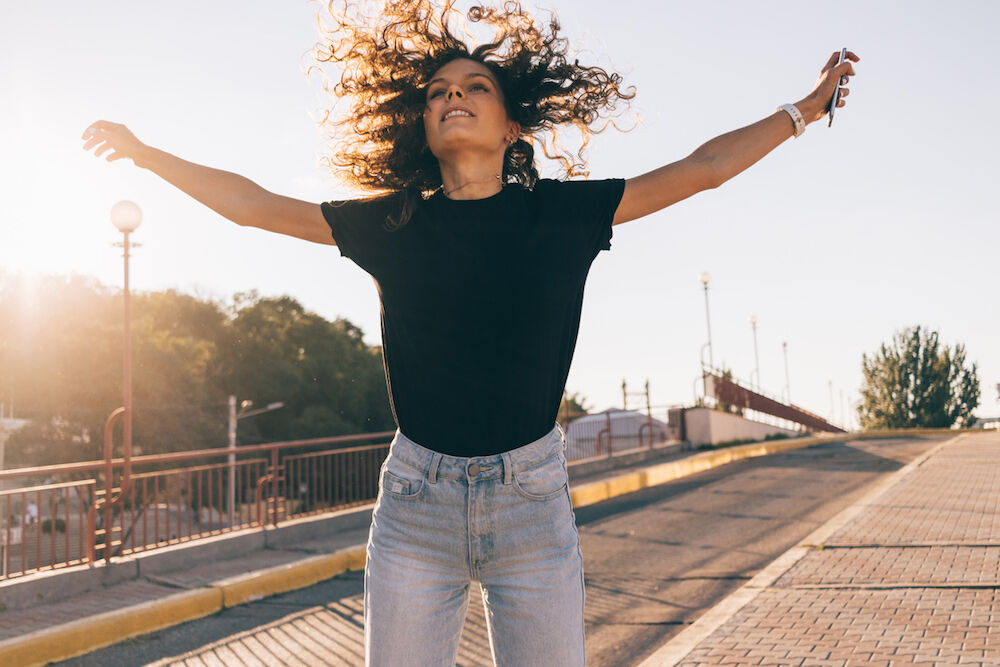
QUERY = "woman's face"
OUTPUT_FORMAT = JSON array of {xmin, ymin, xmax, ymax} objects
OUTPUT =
[{"xmin": 422, "ymin": 58, "xmax": 518, "ymax": 161}]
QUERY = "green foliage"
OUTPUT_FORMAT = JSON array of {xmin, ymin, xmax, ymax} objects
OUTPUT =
[
  {"xmin": 559, "ymin": 391, "xmax": 591, "ymax": 417},
  {"xmin": 0, "ymin": 270, "xmax": 393, "ymax": 467},
  {"xmin": 858, "ymin": 325, "xmax": 980, "ymax": 429}
]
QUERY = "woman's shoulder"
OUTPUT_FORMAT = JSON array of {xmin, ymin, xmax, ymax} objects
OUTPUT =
[
  {"xmin": 323, "ymin": 189, "xmax": 405, "ymax": 209},
  {"xmin": 529, "ymin": 177, "xmax": 625, "ymax": 204},
  {"xmin": 532, "ymin": 177, "xmax": 624, "ymax": 190}
]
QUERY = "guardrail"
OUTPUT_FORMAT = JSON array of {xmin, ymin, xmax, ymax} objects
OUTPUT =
[
  {"xmin": 0, "ymin": 431, "xmax": 393, "ymax": 582},
  {"xmin": 0, "ymin": 413, "xmax": 675, "ymax": 582}
]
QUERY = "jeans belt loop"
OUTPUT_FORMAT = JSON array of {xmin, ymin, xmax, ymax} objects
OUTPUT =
[
  {"xmin": 501, "ymin": 452, "xmax": 513, "ymax": 485},
  {"xmin": 428, "ymin": 453, "xmax": 441, "ymax": 484}
]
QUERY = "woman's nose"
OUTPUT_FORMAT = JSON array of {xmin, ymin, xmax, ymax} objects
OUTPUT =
[{"xmin": 447, "ymin": 87, "xmax": 464, "ymax": 99}]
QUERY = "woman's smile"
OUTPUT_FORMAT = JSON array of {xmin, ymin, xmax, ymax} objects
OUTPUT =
[{"xmin": 442, "ymin": 107, "xmax": 475, "ymax": 122}]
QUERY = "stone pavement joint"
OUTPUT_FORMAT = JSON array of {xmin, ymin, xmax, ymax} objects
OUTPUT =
[{"xmin": 640, "ymin": 431, "xmax": 1000, "ymax": 666}]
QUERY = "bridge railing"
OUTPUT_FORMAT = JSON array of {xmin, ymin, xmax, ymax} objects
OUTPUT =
[
  {"xmin": 0, "ymin": 410, "xmax": 689, "ymax": 582},
  {"xmin": 0, "ymin": 431, "xmax": 392, "ymax": 582}
]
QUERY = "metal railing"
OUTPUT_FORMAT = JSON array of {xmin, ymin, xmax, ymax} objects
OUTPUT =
[
  {"xmin": 0, "ymin": 430, "xmax": 393, "ymax": 581},
  {"xmin": 1, "ymin": 479, "xmax": 96, "ymax": 579},
  {"xmin": 0, "ymin": 408, "xmax": 686, "ymax": 582},
  {"xmin": 559, "ymin": 407, "xmax": 682, "ymax": 461}
]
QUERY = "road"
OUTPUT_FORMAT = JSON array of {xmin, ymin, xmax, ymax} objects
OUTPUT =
[{"xmin": 57, "ymin": 436, "xmax": 944, "ymax": 666}]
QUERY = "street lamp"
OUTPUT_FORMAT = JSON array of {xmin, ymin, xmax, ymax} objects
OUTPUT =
[
  {"xmin": 227, "ymin": 396, "xmax": 284, "ymax": 528},
  {"xmin": 111, "ymin": 200, "xmax": 141, "ymax": 481},
  {"xmin": 699, "ymin": 273, "xmax": 713, "ymax": 371},
  {"xmin": 749, "ymin": 315, "xmax": 760, "ymax": 392}
]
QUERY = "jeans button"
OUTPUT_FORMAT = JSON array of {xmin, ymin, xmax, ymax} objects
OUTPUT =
[{"xmin": 468, "ymin": 463, "xmax": 480, "ymax": 476}]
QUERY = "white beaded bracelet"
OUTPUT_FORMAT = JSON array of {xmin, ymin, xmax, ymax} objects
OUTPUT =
[{"xmin": 778, "ymin": 103, "xmax": 806, "ymax": 138}]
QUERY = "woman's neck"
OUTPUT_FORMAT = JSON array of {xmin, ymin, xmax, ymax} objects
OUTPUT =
[{"xmin": 438, "ymin": 156, "xmax": 504, "ymax": 200}]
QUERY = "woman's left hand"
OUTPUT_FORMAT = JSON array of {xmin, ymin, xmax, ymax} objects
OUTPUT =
[{"xmin": 796, "ymin": 50, "xmax": 860, "ymax": 124}]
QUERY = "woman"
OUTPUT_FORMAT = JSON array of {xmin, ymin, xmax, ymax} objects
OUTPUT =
[{"xmin": 82, "ymin": 2, "xmax": 858, "ymax": 664}]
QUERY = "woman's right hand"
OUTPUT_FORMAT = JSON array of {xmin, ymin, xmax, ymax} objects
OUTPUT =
[{"xmin": 81, "ymin": 121, "xmax": 149, "ymax": 166}]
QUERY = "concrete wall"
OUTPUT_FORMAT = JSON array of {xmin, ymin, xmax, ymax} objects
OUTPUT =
[{"xmin": 684, "ymin": 407, "xmax": 800, "ymax": 446}]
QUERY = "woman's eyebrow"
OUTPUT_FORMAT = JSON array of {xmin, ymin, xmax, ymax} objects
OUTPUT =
[{"xmin": 427, "ymin": 72, "xmax": 494, "ymax": 88}]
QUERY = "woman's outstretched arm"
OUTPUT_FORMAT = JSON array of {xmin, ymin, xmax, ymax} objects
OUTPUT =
[
  {"xmin": 81, "ymin": 121, "xmax": 334, "ymax": 245},
  {"xmin": 613, "ymin": 50, "xmax": 860, "ymax": 226}
]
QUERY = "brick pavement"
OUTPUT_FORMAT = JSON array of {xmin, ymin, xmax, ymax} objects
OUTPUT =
[{"xmin": 671, "ymin": 431, "xmax": 1000, "ymax": 666}]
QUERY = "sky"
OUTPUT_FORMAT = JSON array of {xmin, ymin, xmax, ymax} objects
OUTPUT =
[{"xmin": 2, "ymin": 0, "xmax": 998, "ymax": 427}]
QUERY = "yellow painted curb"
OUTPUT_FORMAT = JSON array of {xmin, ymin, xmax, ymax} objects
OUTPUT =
[
  {"xmin": 570, "ymin": 434, "xmax": 836, "ymax": 509},
  {"xmin": 217, "ymin": 544, "xmax": 368, "ymax": 608},
  {"xmin": 0, "ymin": 586, "xmax": 223, "ymax": 667}
]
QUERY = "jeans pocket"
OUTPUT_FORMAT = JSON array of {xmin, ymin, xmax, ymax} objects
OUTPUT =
[
  {"xmin": 381, "ymin": 457, "xmax": 425, "ymax": 500},
  {"xmin": 512, "ymin": 453, "xmax": 568, "ymax": 501}
]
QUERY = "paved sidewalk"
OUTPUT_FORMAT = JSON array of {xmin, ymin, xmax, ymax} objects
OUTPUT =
[{"xmin": 651, "ymin": 431, "xmax": 1000, "ymax": 666}]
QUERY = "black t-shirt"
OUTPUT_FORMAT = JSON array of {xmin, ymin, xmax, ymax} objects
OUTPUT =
[{"xmin": 321, "ymin": 178, "xmax": 626, "ymax": 457}]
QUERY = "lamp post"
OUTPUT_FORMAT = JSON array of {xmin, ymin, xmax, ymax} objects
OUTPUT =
[
  {"xmin": 699, "ymin": 273, "xmax": 713, "ymax": 371},
  {"xmin": 111, "ymin": 201, "xmax": 141, "ymax": 481},
  {"xmin": 782, "ymin": 341, "xmax": 791, "ymax": 404},
  {"xmin": 749, "ymin": 315, "xmax": 760, "ymax": 392},
  {"xmin": 227, "ymin": 397, "xmax": 284, "ymax": 528}
]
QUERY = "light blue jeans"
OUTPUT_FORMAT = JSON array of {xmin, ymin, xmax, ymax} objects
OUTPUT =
[{"xmin": 364, "ymin": 422, "xmax": 586, "ymax": 666}]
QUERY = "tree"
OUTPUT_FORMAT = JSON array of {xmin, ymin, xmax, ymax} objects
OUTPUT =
[
  {"xmin": 1, "ymin": 274, "xmax": 393, "ymax": 468},
  {"xmin": 858, "ymin": 326, "xmax": 980, "ymax": 429},
  {"xmin": 560, "ymin": 390, "xmax": 591, "ymax": 416},
  {"xmin": 217, "ymin": 293, "xmax": 394, "ymax": 444}
]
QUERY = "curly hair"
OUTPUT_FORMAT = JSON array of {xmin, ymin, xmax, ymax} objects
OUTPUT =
[{"xmin": 307, "ymin": 0, "xmax": 636, "ymax": 228}]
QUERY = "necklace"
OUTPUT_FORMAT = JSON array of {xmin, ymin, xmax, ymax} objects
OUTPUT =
[{"xmin": 442, "ymin": 173, "xmax": 502, "ymax": 198}]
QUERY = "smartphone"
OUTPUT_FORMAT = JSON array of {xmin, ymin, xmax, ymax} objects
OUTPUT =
[{"xmin": 827, "ymin": 48, "xmax": 848, "ymax": 127}]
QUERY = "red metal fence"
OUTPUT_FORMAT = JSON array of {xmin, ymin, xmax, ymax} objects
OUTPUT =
[
  {"xmin": 704, "ymin": 372, "xmax": 846, "ymax": 434},
  {"xmin": 0, "ymin": 411, "xmax": 681, "ymax": 582},
  {"xmin": 0, "ymin": 432, "xmax": 392, "ymax": 581}
]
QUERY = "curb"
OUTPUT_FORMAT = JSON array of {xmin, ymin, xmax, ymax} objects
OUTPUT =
[
  {"xmin": 1, "ymin": 429, "xmax": 963, "ymax": 665},
  {"xmin": 217, "ymin": 545, "xmax": 367, "ymax": 608},
  {"xmin": 570, "ymin": 432, "xmax": 839, "ymax": 508},
  {"xmin": 635, "ymin": 432, "xmax": 965, "ymax": 666},
  {"xmin": 0, "ymin": 545, "xmax": 366, "ymax": 666}
]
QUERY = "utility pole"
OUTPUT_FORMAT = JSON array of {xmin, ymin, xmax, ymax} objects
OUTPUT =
[
  {"xmin": 227, "ymin": 397, "xmax": 284, "ymax": 528},
  {"xmin": 227, "ymin": 395, "xmax": 237, "ymax": 529},
  {"xmin": 700, "ymin": 273, "xmax": 714, "ymax": 370}
]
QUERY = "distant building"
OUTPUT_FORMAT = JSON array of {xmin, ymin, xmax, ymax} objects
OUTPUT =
[{"xmin": 564, "ymin": 408, "xmax": 672, "ymax": 460}]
